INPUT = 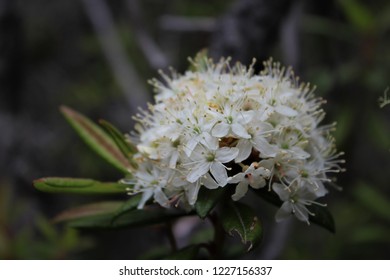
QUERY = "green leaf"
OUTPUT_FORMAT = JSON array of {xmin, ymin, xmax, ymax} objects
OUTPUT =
[
  {"xmin": 36, "ymin": 216, "xmax": 58, "ymax": 242},
  {"xmin": 253, "ymin": 187, "xmax": 282, "ymax": 207},
  {"xmin": 195, "ymin": 187, "xmax": 225, "ymax": 219},
  {"xmin": 114, "ymin": 194, "xmax": 142, "ymax": 214},
  {"xmin": 60, "ymin": 106, "xmax": 131, "ymax": 173},
  {"xmin": 221, "ymin": 202, "xmax": 262, "ymax": 251},
  {"xmin": 53, "ymin": 201, "xmax": 123, "ymax": 223},
  {"xmin": 253, "ymin": 188, "xmax": 335, "ymax": 233},
  {"xmin": 338, "ymin": 0, "xmax": 375, "ymax": 32},
  {"xmin": 33, "ymin": 177, "xmax": 128, "ymax": 194},
  {"xmin": 307, "ymin": 204, "xmax": 335, "ymax": 233},
  {"xmin": 67, "ymin": 207, "xmax": 187, "ymax": 229},
  {"xmin": 99, "ymin": 120, "xmax": 138, "ymax": 159}
]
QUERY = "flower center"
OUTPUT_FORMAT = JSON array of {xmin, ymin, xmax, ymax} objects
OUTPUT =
[
  {"xmin": 226, "ymin": 115, "xmax": 233, "ymax": 124},
  {"xmin": 206, "ymin": 152, "xmax": 215, "ymax": 162},
  {"xmin": 281, "ymin": 143, "xmax": 289, "ymax": 149},
  {"xmin": 172, "ymin": 139, "xmax": 180, "ymax": 148},
  {"xmin": 193, "ymin": 126, "xmax": 201, "ymax": 134}
]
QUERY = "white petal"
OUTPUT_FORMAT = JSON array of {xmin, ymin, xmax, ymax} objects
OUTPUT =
[
  {"xmin": 227, "ymin": 172, "xmax": 245, "ymax": 184},
  {"xmin": 137, "ymin": 189, "xmax": 153, "ymax": 209},
  {"xmin": 258, "ymin": 159, "xmax": 275, "ymax": 170},
  {"xmin": 231, "ymin": 123, "xmax": 251, "ymax": 138},
  {"xmin": 290, "ymin": 146, "xmax": 310, "ymax": 159},
  {"xmin": 202, "ymin": 173, "xmax": 219, "ymax": 189},
  {"xmin": 272, "ymin": 183, "xmax": 290, "ymax": 201},
  {"xmin": 275, "ymin": 202, "xmax": 293, "ymax": 222},
  {"xmin": 310, "ymin": 182, "xmax": 328, "ymax": 197},
  {"xmin": 154, "ymin": 188, "xmax": 169, "ymax": 208},
  {"xmin": 231, "ymin": 181, "xmax": 249, "ymax": 201},
  {"xmin": 210, "ymin": 162, "xmax": 228, "ymax": 186},
  {"xmin": 186, "ymin": 162, "xmax": 210, "ymax": 183},
  {"xmin": 216, "ymin": 147, "xmax": 239, "ymax": 163},
  {"xmin": 253, "ymin": 166, "xmax": 271, "ymax": 178},
  {"xmin": 252, "ymin": 137, "xmax": 278, "ymax": 157},
  {"xmin": 249, "ymin": 177, "xmax": 266, "ymax": 189},
  {"xmin": 201, "ymin": 132, "xmax": 219, "ymax": 150},
  {"xmin": 137, "ymin": 145, "xmax": 154, "ymax": 155},
  {"xmin": 212, "ymin": 123, "xmax": 230, "ymax": 137},
  {"xmin": 168, "ymin": 151, "xmax": 179, "ymax": 168},
  {"xmin": 275, "ymin": 105, "xmax": 298, "ymax": 117},
  {"xmin": 184, "ymin": 137, "xmax": 199, "ymax": 156},
  {"xmin": 236, "ymin": 110, "xmax": 255, "ymax": 124},
  {"xmin": 235, "ymin": 139, "xmax": 252, "ymax": 162},
  {"xmin": 292, "ymin": 203, "xmax": 310, "ymax": 223},
  {"xmin": 185, "ymin": 183, "xmax": 201, "ymax": 205}
]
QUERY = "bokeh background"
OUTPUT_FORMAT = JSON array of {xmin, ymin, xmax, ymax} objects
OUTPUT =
[{"xmin": 0, "ymin": 0, "xmax": 389, "ymax": 259}]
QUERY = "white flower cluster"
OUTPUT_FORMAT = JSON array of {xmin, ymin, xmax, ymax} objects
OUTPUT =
[{"xmin": 125, "ymin": 54, "xmax": 344, "ymax": 224}]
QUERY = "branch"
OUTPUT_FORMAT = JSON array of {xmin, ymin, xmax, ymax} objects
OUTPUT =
[
  {"xmin": 81, "ymin": 0, "xmax": 150, "ymax": 111},
  {"xmin": 280, "ymin": 0, "xmax": 303, "ymax": 70},
  {"xmin": 125, "ymin": 0, "xmax": 169, "ymax": 70},
  {"xmin": 209, "ymin": 0, "xmax": 294, "ymax": 64},
  {"xmin": 159, "ymin": 15, "xmax": 216, "ymax": 32}
]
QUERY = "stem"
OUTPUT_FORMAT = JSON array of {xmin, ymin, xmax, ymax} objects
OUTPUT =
[
  {"xmin": 208, "ymin": 212, "xmax": 225, "ymax": 259},
  {"xmin": 165, "ymin": 222, "xmax": 178, "ymax": 252}
]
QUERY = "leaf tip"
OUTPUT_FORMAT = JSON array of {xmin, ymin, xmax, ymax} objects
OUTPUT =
[
  {"xmin": 59, "ymin": 105, "xmax": 72, "ymax": 115},
  {"xmin": 33, "ymin": 178, "xmax": 45, "ymax": 188}
]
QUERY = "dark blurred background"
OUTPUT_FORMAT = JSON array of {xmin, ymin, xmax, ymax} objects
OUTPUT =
[{"xmin": 0, "ymin": 0, "xmax": 389, "ymax": 259}]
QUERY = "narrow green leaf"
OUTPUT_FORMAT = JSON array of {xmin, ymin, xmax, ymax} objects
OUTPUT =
[
  {"xmin": 338, "ymin": 0, "xmax": 375, "ymax": 32},
  {"xmin": 99, "ymin": 120, "xmax": 138, "ymax": 157},
  {"xmin": 67, "ymin": 207, "xmax": 187, "ymax": 229},
  {"xmin": 65, "ymin": 213, "xmax": 115, "ymax": 229},
  {"xmin": 110, "ymin": 208, "xmax": 186, "ymax": 228},
  {"xmin": 195, "ymin": 187, "xmax": 225, "ymax": 219},
  {"xmin": 33, "ymin": 177, "xmax": 128, "ymax": 194},
  {"xmin": 54, "ymin": 201, "xmax": 123, "ymax": 223},
  {"xmin": 114, "ymin": 194, "xmax": 142, "ymax": 214},
  {"xmin": 253, "ymin": 188, "xmax": 335, "ymax": 233},
  {"xmin": 36, "ymin": 216, "xmax": 58, "ymax": 242},
  {"xmin": 60, "ymin": 106, "xmax": 131, "ymax": 173},
  {"xmin": 221, "ymin": 202, "xmax": 262, "ymax": 251}
]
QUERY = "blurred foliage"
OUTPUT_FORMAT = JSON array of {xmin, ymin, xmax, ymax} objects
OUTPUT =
[
  {"xmin": 0, "ymin": 182, "xmax": 92, "ymax": 259},
  {"xmin": 1, "ymin": 0, "xmax": 389, "ymax": 259},
  {"xmin": 279, "ymin": 0, "xmax": 390, "ymax": 259}
]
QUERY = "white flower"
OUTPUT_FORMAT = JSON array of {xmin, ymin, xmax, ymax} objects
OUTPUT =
[
  {"xmin": 235, "ymin": 121, "xmax": 278, "ymax": 161},
  {"xmin": 209, "ymin": 99, "xmax": 254, "ymax": 139},
  {"xmin": 132, "ymin": 164, "xmax": 172, "ymax": 209},
  {"xmin": 228, "ymin": 163, "xmax": 271, "ymax": 201},
  {"xmin": 182, "ymin": 114, "xmax": 217, "ymax": 157},
  {"xmin": 272, "ymin": 183, "xmax": 326, "ymax": 224},
  {"xmin": 123, "ymin": 54, "xmax": 343, "ymax": 224},
  {"xmin": 185, "ymin": 144, "xmax": 239, "ymax": 186}
]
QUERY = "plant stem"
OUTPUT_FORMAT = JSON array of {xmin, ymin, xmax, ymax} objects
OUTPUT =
[
  {"xmin": 165, "ymin": 222, "xmax": 178, "ymax": 252},
  {"xmin": 208, "ymin": 212, "xmax": 225, "ymax": 259}
]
